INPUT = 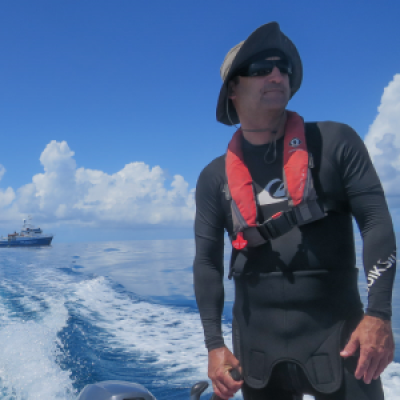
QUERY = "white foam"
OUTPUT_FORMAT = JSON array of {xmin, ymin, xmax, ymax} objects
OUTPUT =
[
  {"xmin": 0, "ymin": 242, "xmax": 399, "ymax": 400},
  {"xmin": 69, "ymin": 276, "xmax": 219, "ymax": 382},
  {"xmin": 381, "ymin": 362, "xmax": 400, "ymax": 399},
  {"xmin": 68, "ymin": 275, "xmax": 400, "ymax": 397},
  {"xmin": 0, "ymin": 296, "xmax": 76, "ymax": 399}
]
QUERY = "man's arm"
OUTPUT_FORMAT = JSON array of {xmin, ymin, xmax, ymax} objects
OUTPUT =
[
  {"xmin": 193, "ymin": 160, "xmax": 243, "ymax": 398},
  {"xmin": 335, "ymin": 124, "xmax": 396, "ymax": 383},
  {"xmin": 193, "ymin": 162, "xmax": 226, "ymax": 350}
]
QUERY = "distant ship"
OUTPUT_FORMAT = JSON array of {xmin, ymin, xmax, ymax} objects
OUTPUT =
[{"xmin": 0, "ymin": 218, "xmax": 54, "ymax": 247}]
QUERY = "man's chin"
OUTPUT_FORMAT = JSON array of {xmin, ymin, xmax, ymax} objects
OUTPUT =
[{"xmin": 259, "ymin": 101, "xmax": 288, "ymax": 112}]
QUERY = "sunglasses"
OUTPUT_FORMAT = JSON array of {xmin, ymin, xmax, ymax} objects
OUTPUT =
[{"xmin": 240, "ymin": 59, "xmax": 292, "ymax": 77}]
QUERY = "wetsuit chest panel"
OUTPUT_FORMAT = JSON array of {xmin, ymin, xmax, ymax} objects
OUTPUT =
[
  {"xmin": 243, "ymin": 138, "xmax": 289, "ymax": 223},
  {"xmin": 232, "ymin": 269, "xmax": 364, "ymax": 392}
]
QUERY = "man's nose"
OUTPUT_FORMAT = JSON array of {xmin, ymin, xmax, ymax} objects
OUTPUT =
[{"xmin": 268, "ymin": 66, "xmax": 284, "ymax": 82}]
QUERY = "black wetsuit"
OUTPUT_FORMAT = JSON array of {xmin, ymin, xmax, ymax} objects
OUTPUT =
[{"xmin": 193, "ymin": 122, "xmax": 396, "ymax": 399}]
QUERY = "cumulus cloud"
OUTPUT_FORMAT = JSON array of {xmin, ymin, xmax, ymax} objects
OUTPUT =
[
  {"xmin": 1, "ymin": 141, "xmax": 195, "ymax": 228},
  {"xmin": 364, "ymin": 74, "xmax": 400, "ymax": 207},
  {"xmin": 0, "ymin": 188, "xmax": 16, "ymax": 210}
]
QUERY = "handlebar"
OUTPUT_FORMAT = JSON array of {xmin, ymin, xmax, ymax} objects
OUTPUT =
[{"xmin": 190, "ymin": 369, "xmax": 243, "ymax": 400}]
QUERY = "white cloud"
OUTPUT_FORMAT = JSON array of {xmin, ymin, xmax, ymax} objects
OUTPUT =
[
  {"xmin": 364, "ymin": 74, "xmax": 400, "ymax": 207},
  {"xmin": 0, "ymin": 140, "xmax": 195, "ymax": 228},
  {"xmin": 0, "ymin": 188, "xmax": 16, "ymax": 209}
]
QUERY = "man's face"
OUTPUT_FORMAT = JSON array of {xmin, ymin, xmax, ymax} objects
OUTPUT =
[{"xmin": 229, "ymin": 56, "xmax": 291, "ymax": 116}]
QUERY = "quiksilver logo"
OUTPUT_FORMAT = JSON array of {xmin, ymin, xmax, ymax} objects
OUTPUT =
[
  {"xmin": 367, "ymin": 252, "xmax": 396, "ymax": 290},
  {"xmin": 289, "ymin": 138, "xmax": 301, "ymax": 147}
]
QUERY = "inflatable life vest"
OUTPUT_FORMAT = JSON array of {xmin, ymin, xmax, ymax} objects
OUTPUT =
[{"xmin": 226, "ymin": 111, "xmax": 325, "ymax": 251}]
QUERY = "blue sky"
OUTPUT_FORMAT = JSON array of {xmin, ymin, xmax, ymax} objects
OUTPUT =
[{"xmin": 0, "ymin": 0, "xmax": 400, "ymax": 242}]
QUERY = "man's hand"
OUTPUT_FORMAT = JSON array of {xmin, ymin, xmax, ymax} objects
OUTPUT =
[
  {"xmin": 208, "ymin": 347, "xmax": 243, "ymax": 399},
  {"xmin": 340, "ymin": 315, "xmax": 395, "ymax": 384}
]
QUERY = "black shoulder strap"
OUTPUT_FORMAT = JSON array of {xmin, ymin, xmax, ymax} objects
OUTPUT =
[{"xmin": 305, "ymin": 123, "xmax": 349, "ymax": 214}]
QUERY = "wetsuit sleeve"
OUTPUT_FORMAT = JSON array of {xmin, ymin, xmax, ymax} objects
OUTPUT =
[
  {"xmin": 193, "ymin": 160, "xmax": 227, "ymax": 350},
  {"xmin": 335, "ymin": 124, "xmax": 396, "ymax": 320}
]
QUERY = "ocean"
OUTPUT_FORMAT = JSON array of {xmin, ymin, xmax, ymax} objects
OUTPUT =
[{"xmin": 0, "ymin": 237, "xmax": 398, "ymax": 400}]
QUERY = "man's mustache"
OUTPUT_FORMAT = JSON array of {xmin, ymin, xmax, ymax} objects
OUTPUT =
[{"xmin": 261, "ymin": 84, "xmax": 286, "ymax": 93}]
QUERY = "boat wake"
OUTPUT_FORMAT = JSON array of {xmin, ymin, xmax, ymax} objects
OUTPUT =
[{"xmin": 0, "ymin": 243, "xmax": 398, "ymax": 400}]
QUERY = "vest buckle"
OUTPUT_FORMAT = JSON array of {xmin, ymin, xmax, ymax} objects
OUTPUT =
[{"xmin": 258, "ymin": 210, "xmax": 297, "ymax": 240}]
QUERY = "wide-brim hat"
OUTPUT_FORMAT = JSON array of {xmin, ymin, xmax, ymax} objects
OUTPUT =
[{"xmin": 216, "ymin": 22, "xmax": 303, "ymax": 126}]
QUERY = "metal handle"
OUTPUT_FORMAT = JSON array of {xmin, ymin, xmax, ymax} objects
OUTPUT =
[
  {"xmin": 209, "ymin": 369, "xmax": 243, "ymax": 400},
  {"xmin": 228, "ymin": 369, "xmax": 242, "ymax": 382},
  {"xmin": 190, "ymin": 381, "xmax": 209, "ymax": 400}
]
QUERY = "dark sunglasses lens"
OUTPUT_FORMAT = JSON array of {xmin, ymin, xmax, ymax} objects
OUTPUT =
[
  {"xmin": 246, "ymin": 60, "xmax": 291, "ymax": 77},
  {"xmin": 275, "ymin": 60, "xmax": 289, "ymax": 74},
  {"xmin": 250, "ymin": 67, "xmax": 273, "ymax": 77},
  {"xmin": 276, "ymin": 60, "xmax": 291, "ymax": 74}
]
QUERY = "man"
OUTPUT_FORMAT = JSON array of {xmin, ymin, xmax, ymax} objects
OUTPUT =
[{"xmin": 193, "ymin": 22, "xmax": 396, "ymax": 400}]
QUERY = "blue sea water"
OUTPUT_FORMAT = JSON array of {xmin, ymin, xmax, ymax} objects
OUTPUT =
[{"xmin": 0, "ymin": 237, "xmax": 398, "ymax": 400}]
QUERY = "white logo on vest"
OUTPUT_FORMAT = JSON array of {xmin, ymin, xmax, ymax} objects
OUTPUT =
[{"xmin": 256, "ymin": 179, "xmax": 287, "ymax": 206}]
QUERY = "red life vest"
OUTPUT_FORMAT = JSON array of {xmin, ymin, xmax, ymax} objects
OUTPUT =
[{"xmin": 226, "ymin": 111, "xmax": 325, "ymax": 250}]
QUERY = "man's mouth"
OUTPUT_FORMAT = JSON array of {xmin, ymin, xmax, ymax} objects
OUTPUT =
[{"xmin": 262, "ymin": 86, "xmax": 284, "ymax": 94}]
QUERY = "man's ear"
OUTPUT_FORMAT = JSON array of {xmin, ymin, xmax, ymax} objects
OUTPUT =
[{"xmin": 228, "ymin": 80, "xmax": 236, "ymax": 100}]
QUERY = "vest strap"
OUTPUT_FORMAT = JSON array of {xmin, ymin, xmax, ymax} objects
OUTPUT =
[
  {"xmin": 257, "ymin": 209, "xmax": 297, "ymax": 241},
  {"xmin": 229, "ymin": 248, "xmax": 249, "ymax": 279},
  {"xmin": 243, "ymin": 199, "xmax": 325, "ymax": 244},
  {"xmin": 230, "ymin": 199, "xmax": 326, "ymax": 278}
]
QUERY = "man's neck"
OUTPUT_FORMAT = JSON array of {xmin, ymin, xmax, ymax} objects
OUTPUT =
[{"xmin": 240, "ymin": 110, "xmax": 287, "ymax": 145}]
